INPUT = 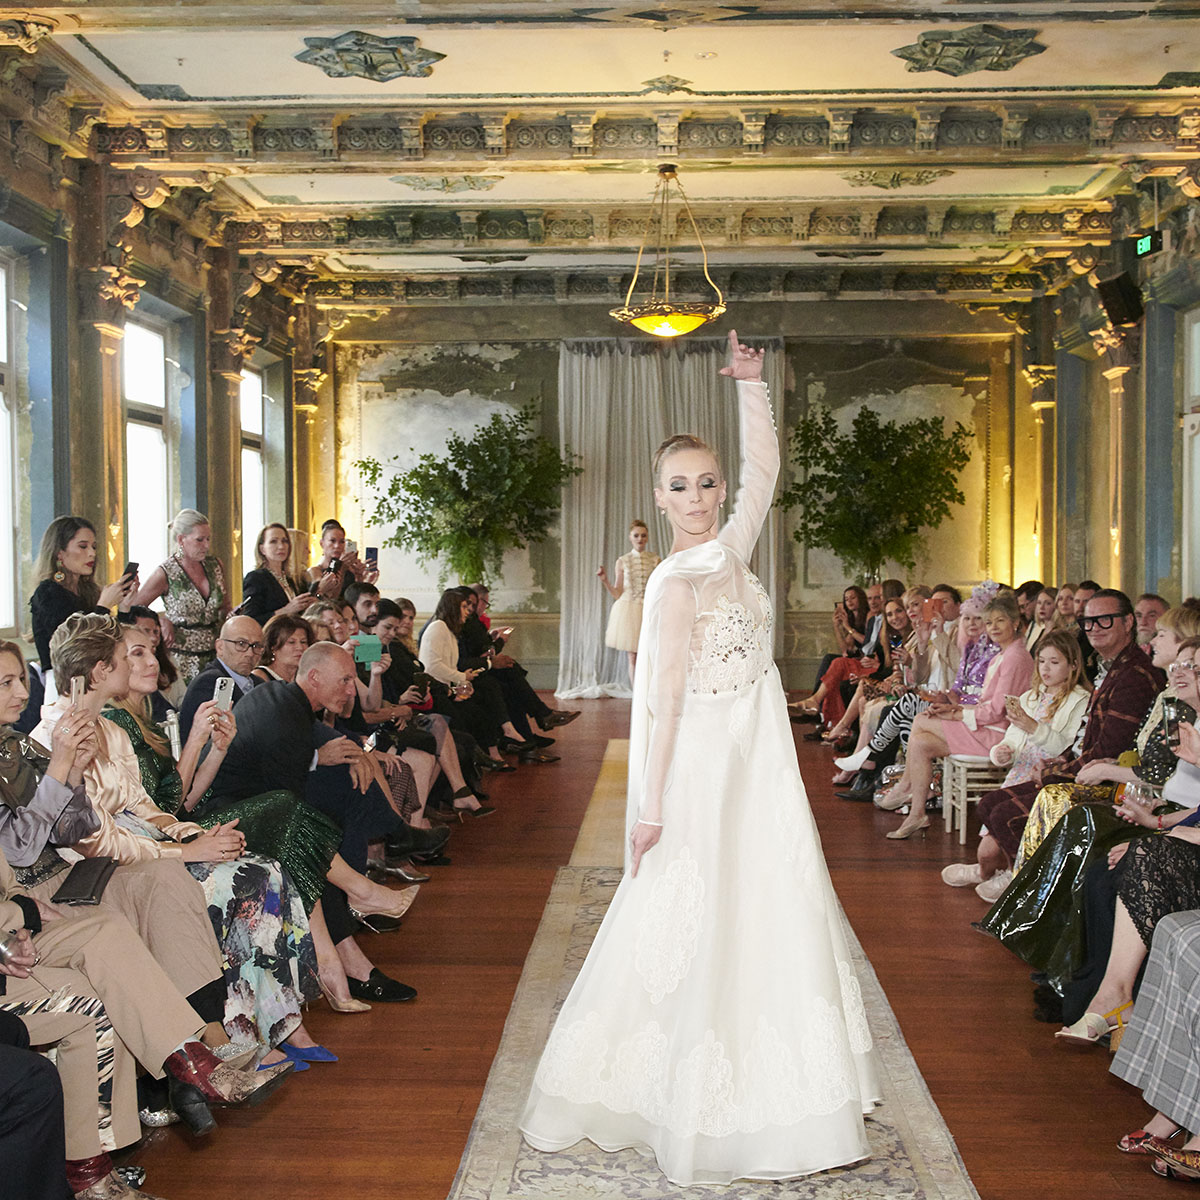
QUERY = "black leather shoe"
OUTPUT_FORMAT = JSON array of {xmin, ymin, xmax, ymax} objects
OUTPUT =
[
  {"xmin": 347, "ymin": 968, "xmax": 417, "ymax": 1003},
  {"xmin": 385, "ymin": 824, "xmax": 450, "ymax": 858},
  {"xmin": 537, "ymin": 710, "xmax": 579, "ymax": 730},
  {"xmin": 481, "ymin": 758, "xmax": 516, "ymax": 772},
  {"xmin": 498, "ymin": 736, "xmax": 534, "ymax": 754},
  {"xmin": 519, "ymin": 748, "xmax": 560, "ymax": 764},
  {"xmin": 531, "ymin": 735, "xmax": 556, "ymax": 749}
]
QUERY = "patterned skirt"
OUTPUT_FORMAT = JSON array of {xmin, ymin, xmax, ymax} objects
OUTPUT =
[{"xmin": 185, "ymin": 854, "xmax": 319, "ymax": 1054}]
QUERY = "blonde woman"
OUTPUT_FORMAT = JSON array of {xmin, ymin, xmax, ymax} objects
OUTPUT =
[
  {"xmin": 598, "ymin": 518, "xmax": 661, "ymax": 685},
  {"xmin": 133, "ymin": 508, "xmax": 230, "ymax": 682}
]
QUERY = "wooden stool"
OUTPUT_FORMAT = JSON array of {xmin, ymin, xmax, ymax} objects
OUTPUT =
[{"xmin": 941, "ymin": 754, "xmax": 1009, "ymax": 845}]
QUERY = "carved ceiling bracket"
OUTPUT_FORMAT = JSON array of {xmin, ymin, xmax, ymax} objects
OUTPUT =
[
  {"xmin": 0, "ymin": 16, "xmax": 55, "ymax": 54},
  {"xmin": 1091, "ymin": 321, "xmax": 1142, "ymax": 374}
]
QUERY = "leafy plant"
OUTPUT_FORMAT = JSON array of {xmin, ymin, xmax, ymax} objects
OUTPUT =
[
  {"xmin": 356, "ymin": 405, "xmax": 582, "ymax": 586},
  {"xmin": 776, "ymin": 403, "xmax": 974, "ymax": 582}
]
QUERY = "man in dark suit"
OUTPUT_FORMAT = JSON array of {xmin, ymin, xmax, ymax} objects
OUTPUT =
[
  {"xmin": 178, "ymin": 615, "xmax": 264, "ymax": 742},
  {"xmin": 973, "ymin": 588, "xmax": 1166, "ymax": 892},
  {"xmin": 207, "ymin": 641, "xmax": 443, "ymax": 1001},
  {"xmin": 0, "ymin": 1011, "xmax": 70, "ymax": 1200}
]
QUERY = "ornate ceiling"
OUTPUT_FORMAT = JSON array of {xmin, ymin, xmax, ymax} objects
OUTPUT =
[{"xmin": 4, "ymin": 1, "xmax": 1200, "ymax": 311}]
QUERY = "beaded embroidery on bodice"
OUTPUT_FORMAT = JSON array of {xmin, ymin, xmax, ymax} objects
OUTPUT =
[{"xmin": 687, "ymin": 565, "xmax": 773, "ymax": 695}]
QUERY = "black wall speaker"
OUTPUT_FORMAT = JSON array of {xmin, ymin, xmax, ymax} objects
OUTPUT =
[{"xmin": 1095, "ymin": 272, "xmax": 1145, "ymax": 326}]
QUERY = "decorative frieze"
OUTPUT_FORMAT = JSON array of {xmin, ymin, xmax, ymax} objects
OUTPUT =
[
  {"xmin": 767, "ymin": 116, "xmax": 830, "ymax": 150},
  {"xmin": 424, "ymin": 122, "xmax": 487, "ymax": 153},
  {"xmin": 1113, "ymin": 115, "xmax": 1178, "ymax": 144},
  {"xmin": 1023, "ymin": 113, "xmax": 1090, "ymax": 145},
  {"xmin": 852, "ymin": 116, "xmax": 915, "ymax": 150},
  {"xmin": 593, "ymin": 120, "xmax": 656, "ymax": 151},
  {"xmin": 508, "ymin": 120, "xmax": 572, "ymax": 155},
  {"xmin": 939, "ymin": 117, "xmax": 1001, "ymax": 148},
  {"xmin": 678, "ymin": 120, "xmax": 740, "ymax": 150},
  {"xmin": 0, "ymin": 17, "xmax": 55, "ymax": 54}
]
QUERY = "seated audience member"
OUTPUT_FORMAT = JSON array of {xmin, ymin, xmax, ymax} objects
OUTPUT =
[
  {"xmin": 0, "ymin": 845, "xmax": 291, "ymax": 1175},
  {"xmin": 419, "ymin": 588, "xmax": 535, "ymax": 766},
  {"xmin": 35, "ymin": 618, "xmax": 327, "ymax": 1069},
  {"xmin": 121, "ymin": 605, "xmax": 181, "ymax": 715},
  {"xmin": 251, "ymin": 613, "xmax": 314, "ymax": 684},
  {"xmin": 940, "ymin": 629, "xmax": 1090, "ymax": 889},
  {"xmin": 968, "ymin": 589, "xmax": 1166, "ymax": 899},
  {"xmin": 178, "ymin": 614, "xmax": 265, "ymax": 742},
  {"xmin": 132, "ymin": 509, "xmax": 230, "ymax": 685},
  {"xmin": 796, "ymin": 594, "xmax": 912, "ymax": 734},
  {"xmin": 371, "ymin": 600, "xmax": 491, "ymax": 819},
  {"xmin": 467, "ymin": 584, "xmax": 579, "ymax": 732},
  {"xmin": 1109, "ymin": 906, "xmax": 1200, "ymax": 1179},
  {"xmin": 0, "ymin": 634, "xmax": 230, "ymax": 1047},
  {"xmin": 1135, "ymin": 592, "xmax": 1171, "ymax": 649},
  {"xmin": 1075, "ymin": 579, "xmax": 1102, "ymax": 678},
  {"xmin": 824, "ymin": 586, "xmax": 929, "ymax": 752},
  {"xmin": 0, "ymin": 1009, "xmax": 69, "ymax": 1200},
  {"xmin": 835, "ymin": 585, "xmax": 982, "ymax": 801},
  {"xmin": 1056, "ymin": 583, "xmax": 1079, "ymax": 629},
  {"xmin": 1015, "ymin": 580, "xmax": 1045, "ymax": 636},
  {"xmin": 792, "ymin": 582, "xmax": 886, "ymax": 720},
  {"xmin": 883, "ymin": 590, "xmax": 1033, "ymax": 840},
  {"xmin": 1054, "ymin": 715, "xmax": 1200, "ymax": 1050},
  {"xmin": 202, "ymin": 642, "xmax": 424, "ymax": 1004},
  {"xmin": 30, "ymin": 516, "xmax": 139, "ymax": 675},
  {"xmin": 345, "ymin": 580, "xmax": 381, "ymax": 632},
  {"xmin": 978, "ymin": 632, "xmax": 1200, "ymax": 994},
  {"xmin": 240, "ymin": 523, "xmax": 326, "ymax": 626},
  {"xmin": 1025, "ymin": 586, "xmax": 1058, "ymax": 653}
]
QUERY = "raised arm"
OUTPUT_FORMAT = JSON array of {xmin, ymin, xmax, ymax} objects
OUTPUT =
[{"xmin": 717, "ymin": 331, "xmax": 779, "ymax": 564}]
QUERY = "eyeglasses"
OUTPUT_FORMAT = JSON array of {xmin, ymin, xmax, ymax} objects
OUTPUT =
[
  {"xmin": 1168, "ymin": 659, "xmax": 1200, "ymax": 675},
  {"xmin": 219, "ymin": 637, "xmax": 264, "ymax": 654},
  {"xmin": 1079, "ymin": 614, "xmax": 1120, "ymax": 632}
]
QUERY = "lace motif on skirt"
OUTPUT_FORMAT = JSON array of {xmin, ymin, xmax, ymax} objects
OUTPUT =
[
  {"xmin": 634, "ymin": 849, "xmax": 705, "ymax": 1003},
  {"xmin": 534, "ymin": 1008, "xmax": 860, "ymax": 1137}
]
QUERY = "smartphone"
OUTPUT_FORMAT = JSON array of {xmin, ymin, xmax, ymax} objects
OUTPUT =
[
  {"xmin": 70, "ymin": 675, "xmax": 86, "ymax": 705},
  {"xmin": 412, "ymin": 671, "xmax": 432, "ymax": 695},
  {"xmin": 496, "ymin": 626, "xmax": 514, "ymax": 639},
  {"xmin": 121, "ymin": 561, "xmax": 138, "ymax": 583},
  {"xmin": 365, "ymin": 546, "xmax": 378, "ymax": 566},
  {"xmin": 345, "ymin": 539, "xmax": 357, "ymax": 555},
  {"xmin": 363, "ymin": 731, "xmax": 378, "ymax": 752},
  {"xmin": 921, "ymin": 597, "xmax": 944, "ymax": 623},
  {"xmin": 323, "ymin": 557, "xmax": 341, "ymax": 575},
  {"xmin": 213, "ymin": 675, "xmax": 235, "ymax": 712},
  {"xmin": 352, "ymin": 633, "xmax": 382, "ymax": 665},
  {"xmin": 1163, "ymin": 698, "xmax": 1183, "ymax": 750}
]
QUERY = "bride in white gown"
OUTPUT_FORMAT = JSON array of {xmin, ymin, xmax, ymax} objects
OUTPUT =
[{"xmin": 521, "ymin": 332, "xmax": 881, "ymax": 1186}]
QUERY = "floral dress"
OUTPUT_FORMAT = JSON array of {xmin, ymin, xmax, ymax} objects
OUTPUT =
[
  {"xmin": 101, "ymin": 707, "xmax": 319, "ymax": 1056},
  {"xmin": 162, "ymin": 554, "xmax": 226, "ymax": 682}
]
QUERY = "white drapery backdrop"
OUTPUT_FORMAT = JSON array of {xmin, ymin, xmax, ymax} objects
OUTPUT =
[{"xmin": 556, "ymin": 337, "xmax": 785, "ymax": 699}]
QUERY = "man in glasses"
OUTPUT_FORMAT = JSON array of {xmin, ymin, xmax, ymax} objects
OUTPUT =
[
  {"xmin": 965, "ymin": 589, "xmax": 1166, "ymax": 901},
  {"xmin": 178, "ymin": 614, "xmax": 265, "ymax": 741}
]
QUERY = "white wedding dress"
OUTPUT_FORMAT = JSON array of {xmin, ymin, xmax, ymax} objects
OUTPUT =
[{"xmin": 521, "ymin": 379, "xmax": 881, "ymax": 1186}]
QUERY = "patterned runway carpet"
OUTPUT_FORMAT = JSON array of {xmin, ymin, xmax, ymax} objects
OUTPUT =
[{"xmin": 447, "ymin": 743, "xmax": 979, "ymax": 1200}]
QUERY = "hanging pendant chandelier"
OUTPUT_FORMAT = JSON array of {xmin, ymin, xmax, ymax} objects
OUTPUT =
[{"xmin": 609, "ymin": 163, "xmax": 726, "ymax": 338}]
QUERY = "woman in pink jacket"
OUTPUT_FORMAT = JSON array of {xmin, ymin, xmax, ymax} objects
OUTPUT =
[{"xmin": 884, "ymin": 589, "xmax": 1033, "ymax": 840}]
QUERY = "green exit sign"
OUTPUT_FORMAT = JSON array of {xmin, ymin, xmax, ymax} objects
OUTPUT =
[{"xmin": 1130, "ymin": 229, "xmax": 1168, "ymax": 257}]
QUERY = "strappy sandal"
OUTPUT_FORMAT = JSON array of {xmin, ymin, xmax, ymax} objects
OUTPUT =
[
  {"xmin": 1054, "ymin": 1001, "xmax": 1133, "ymax": 1048},
  {"xmin": 1119, "ymin": 1125, "xmax": 1182, "ymax": 1154},
  {"xmin": 1150, "ymin": 1144, "xmax": 1200, "ymax": 1181}
]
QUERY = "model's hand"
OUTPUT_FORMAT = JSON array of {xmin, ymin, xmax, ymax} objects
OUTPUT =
[
  {"xmin": 717, "ymin": 329, "xmax": 764, "ymax": 382},
  {"xmin": 596, "ymin": 565, "xmax": 608, "ymax": 580},
  {"xmin": 630, "ymin": 820, "xmax": 662, "ymax": 877}
]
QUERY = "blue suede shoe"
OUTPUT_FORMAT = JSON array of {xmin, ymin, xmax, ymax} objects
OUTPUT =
[
  {"xmin": 259, "ymin": 1053, "xmax": 307, "ymax": 1072},
  {"xmin": 281, "ymin": 1042, "xmax": 337, "ymax": 1064}
]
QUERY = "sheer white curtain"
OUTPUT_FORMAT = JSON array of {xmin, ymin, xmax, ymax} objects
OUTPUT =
[{"xmin": 556, "ymin": 337, "xmax": 784, "ymax": 699}]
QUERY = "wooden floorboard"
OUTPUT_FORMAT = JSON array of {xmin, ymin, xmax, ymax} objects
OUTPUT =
[{"xmin": 129, "ymin": 697, "xmax": 1151, "ymax": 1199}]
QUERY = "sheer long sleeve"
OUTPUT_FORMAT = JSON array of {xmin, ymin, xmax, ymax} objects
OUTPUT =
[
  {"xmin": 717, "ymin": 380, "xmax": 779, "ymax": 564},
  {"xmin": 638, "ymin": 575, "xmax": 697, "ymax": 825}
]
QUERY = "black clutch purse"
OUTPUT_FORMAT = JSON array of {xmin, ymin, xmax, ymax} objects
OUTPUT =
[{"xmin": 50, "ymin": 856, "xmax": 117, "ymax": 905}]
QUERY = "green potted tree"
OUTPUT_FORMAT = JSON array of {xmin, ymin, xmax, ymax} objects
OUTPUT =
[
  {"xmin": 356, "ymin": 405, "xmax": 582, "ymax": 585},
  {"xmin": 776, "ymin": 404, "xmax": 974, "ymax": 582}
]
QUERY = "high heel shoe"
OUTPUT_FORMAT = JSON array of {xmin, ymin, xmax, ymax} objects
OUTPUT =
[
  {"xmin": 349, "ymin": 884, "xmax": 420, "ymax": 923},
  {"xmin": 1055, "ymin": 1001, "xmax": 1132, "ymax": 1048},
  {"xmin": 319, "ymin": 979, "xmax": 371, "ymax": 1014},
  {"xmin": 885, "ymin": 811, "xmax": 930, "ymax": 839}
]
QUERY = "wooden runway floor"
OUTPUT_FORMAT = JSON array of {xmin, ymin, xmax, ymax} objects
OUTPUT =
[{"xmin": 131, "ymin": 698, "xmax": 1148, "ymax": 1200}]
